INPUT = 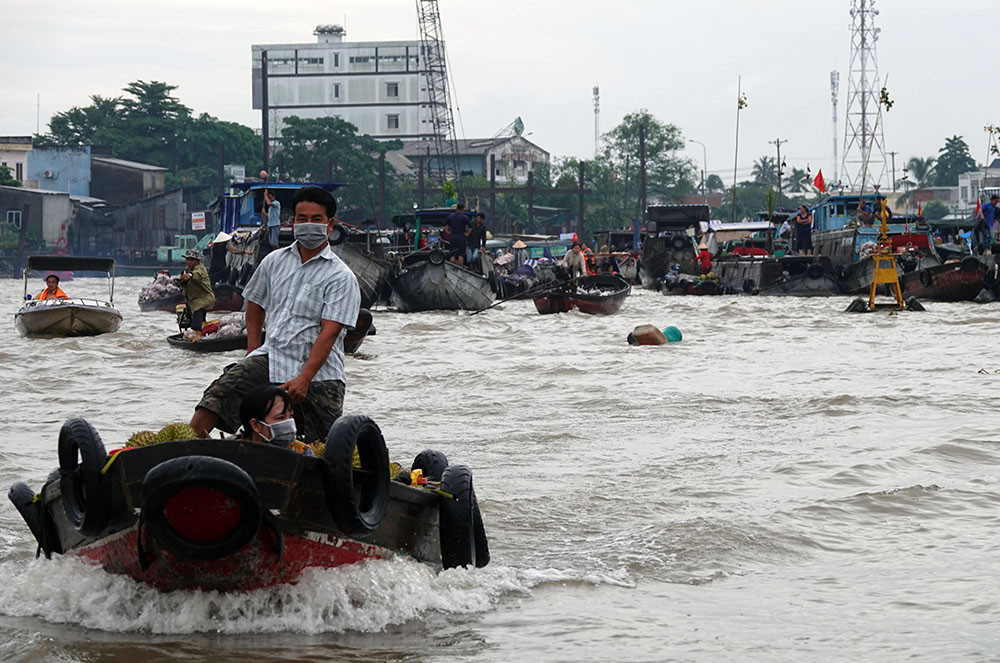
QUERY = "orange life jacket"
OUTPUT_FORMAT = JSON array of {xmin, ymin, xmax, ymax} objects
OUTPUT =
[{"xmin": 38, "ymin": 287, "xmax": 69, "ymax": 300}]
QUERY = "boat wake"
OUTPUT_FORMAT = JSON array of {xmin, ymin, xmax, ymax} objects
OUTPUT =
[{"xmin": 0, "ymin": 555, "xmax": 626, "ymax": 634}]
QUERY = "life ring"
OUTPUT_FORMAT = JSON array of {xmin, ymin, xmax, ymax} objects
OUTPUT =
[
  {"xmin": 323, "ymin": 415, "xmax": 390, "ymax": 536},
  {"xmin": 960, "ymin": 256, "xmax": 981, "ymax": 273},
  {"xmin": 439, "ymin": 464, "xmax": 481, "ymax": 569},
  {"xmin": 8, "ymin": 482, "xmax": 62, "ymax": 556},
  {"xmin": 411, "ymin": 449, "xmax": 449, "ymax": 482},
  {"xmin": 671, "ymin": 236, "xmax": 688, "ymax": 251},
  {"xmin": 140, "ymin": 456, "xmax": 261, "ymax": 561},
  {"xmin": 328, "ymin": 223, "xmax": 347, "ymax": 247},
  {"xmin": 806, "ymin": 263, "xmax": 824, "ymax": 280},
  {"xmin": 58, "ymin": 418, "xmax": 112, "ymax": 536},
  {"xmin": 918, "ymin": 269, "xmax": 933, "ymax": 288},
  {"xmin": 428, "ymin": 249, "xmax": 446, "ymax": 266}
]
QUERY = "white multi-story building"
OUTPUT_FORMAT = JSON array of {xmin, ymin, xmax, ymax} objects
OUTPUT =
[
  {"xmin": 252, "ymin": 25, "xmax": 435, "ymax": 144},
  {"xmin": 957, "ymin": 160, "xmax": 1000, "ymax": 212}
]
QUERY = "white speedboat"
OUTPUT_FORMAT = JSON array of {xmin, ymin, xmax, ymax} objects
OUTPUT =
[{"xmin": 14, "ymin": 256, "xmax": 122, "ymax": 337}]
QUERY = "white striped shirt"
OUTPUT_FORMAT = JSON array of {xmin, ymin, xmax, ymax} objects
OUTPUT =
[{"xmin": 243, "ymin": 241, "xmax": 361, "ymax": 383}]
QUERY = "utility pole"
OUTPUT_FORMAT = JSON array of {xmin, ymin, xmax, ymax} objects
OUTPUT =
[
  {"xmin": 260, "ymin": 50, "xmax": 269, "ymax": 172},
  {"xmin": 770, "ymin": 138, "xmax": 787, "ymax": 206},
  {"xmin": 889, "ymin": 151, "xmax": 898, "ymax": 191},
  {"xmin": 639, "ymin": 123, "xmax": 647, "ymax": 220}
]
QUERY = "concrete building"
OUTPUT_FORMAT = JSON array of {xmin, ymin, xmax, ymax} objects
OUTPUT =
[
  {"xmin": 0, "ymin": 136, "xmax": 32, "ymax": 183},
  {"xmin": 252, "ymin": 24, "xmax": 437, "ymax": 143},
  {"xmin": 0, "ymin": 186, "xmax": 75, "ymax": 249},
  {"xmin": 395, "ymin": 135, "xmax": 550, "ymax": 184},
  {"xmin": 956, "ymin": 160, "xmax": 1000, "ymax": 212},
  {"xmin": 90, "ymin": 156, "xmax": 167, "ymax": 205},
  {"xmin": 26, "ymin": 146, "xmax": 91, "ymax": 196}
]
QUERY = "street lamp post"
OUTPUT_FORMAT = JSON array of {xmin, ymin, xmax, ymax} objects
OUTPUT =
[{"xmin": 688, "ymin": 138, "xmax": 708, "ymax": 205}]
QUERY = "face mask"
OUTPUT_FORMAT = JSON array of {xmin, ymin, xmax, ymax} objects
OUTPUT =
[
  {"xmin": 294, "ymin": 223, "xmax": 330, "ymax": 249},
  {"xmin": 261, "ymin": 418, "xmax": 297, "ymax": 447}
]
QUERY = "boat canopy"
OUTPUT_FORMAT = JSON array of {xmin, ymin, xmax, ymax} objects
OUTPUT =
[
  {"xmin": 230, "ymin": 181, "xmax": 343, "ymax": 193},
  {"xmin": 25, "ymin": 256, "xmax": 116, "ymax": 273},
  {"xmin": 645, "ymin": 205, "xmax": 711, "ymax": 232}
]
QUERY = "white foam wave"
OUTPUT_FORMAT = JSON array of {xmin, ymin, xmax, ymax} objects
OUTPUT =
[{"xmin": 0, "ymin": 555, "xmax": 631, "ymax": 635}]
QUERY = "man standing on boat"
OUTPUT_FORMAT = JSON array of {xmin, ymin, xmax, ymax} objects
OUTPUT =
[
  {"xmin": 467, "ymin": 212, "xmax": 488, "ymax": 266},
  {"xmin": 263, "ymin": 189, "xmax": 282, "ymax": 251},
  {"xmin": 562, "ymin": 242, "xmax": 587, "ymax": 280},
  {"xmin": 179, "ymin": 249, "xmax": 215, "ymax": 335},
  {"xmin": 975, "ymin": 194, "xmax": 999, "ymax": 255},
  {"xmin": 794, "ymin": 205, "xmax": 813, "ymax": 256},
  {"xmin": 446, "ymin": 203, "xmax": 470, "ymax": 265},
  {"xmin": 189, "ymin": 186, "xmax": 361, "ymax": 444}
]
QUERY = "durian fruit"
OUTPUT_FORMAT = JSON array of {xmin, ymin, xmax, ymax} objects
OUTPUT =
[
  {"xmin": 154, "ymin": 422, "xmax": 197, "ymax": 443},
  {"xmin": 308, "ymin": 441, "xmax": 326, "ymax": 457},
  {"xmin": 126, "ymin": 430, "xmax": 157, "ymax": 447}
]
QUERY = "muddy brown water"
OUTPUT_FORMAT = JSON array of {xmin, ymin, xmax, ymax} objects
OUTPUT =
[{"xmin": 0, "ymin": 277, "xmax": 997, "ymax": 662}]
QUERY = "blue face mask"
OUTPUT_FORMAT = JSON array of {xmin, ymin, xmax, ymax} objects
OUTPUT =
[
  {"xmin": 293, "ymin": 223, "xmax": 330, "ymax": 249},
  {"xmin": 262, "ymin": 418, "xmax": 297, "ymax": 447}
]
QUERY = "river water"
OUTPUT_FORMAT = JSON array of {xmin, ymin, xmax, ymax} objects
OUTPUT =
[{"xmin": 0, "ymin": 276, "xmax": 997, "ymax": 662}]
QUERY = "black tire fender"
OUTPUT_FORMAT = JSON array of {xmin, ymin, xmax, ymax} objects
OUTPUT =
[
  {"xmin": 472, "ymin": 491, "xmax": 490, "ymax": 568},
  {"xmin": 428, "ymin": 248, "xmax": 446, "ymax": 266},
  {"xmin": 487, "ymin": 270, "xmax": 498, "ymax": 294},
  {"xmin": 9, "ymin": 482, "xmax": 62, "ymax": 555},
  {"xmin": 323, "ymin": 415, "xmax": 390, "ymax": 536},
  {"xmin": 214, "ymin": 283, "xmax": 235, "ymax": 300},
  {"xmin": 140, "ymin": 455, "xmax": 261, "ymax": 561},
  {"xmin": 918, "ymin": 269, "xmax": 933, "ymax": 288},
  {"xmin": 742, "ymin": 279, "xmax": 755, "ymax": 294},
  {"xmin": 960, "ymin": 256, "xmax": 981, "ymax": 273},
  {"xmin": 806, "ymin": 263, "xmax": 824, "ymax": 280},
  {"xmin": 439, "ymin": 464, "xmax": 477, "ymax": 569},
  {"xmin": 58, "ymin": 418, "xmax": 112, "ymax": 536},
  {"xmin": 412, "ymin": 449, "xmax": 449, "ymax": 482},
  {"xmin": 328, "ymin": 223, "xmax": 347, "ymax": 247},
  {"xmin": 671, "ymin": 236, "xmax": 688, "ymax": 251},
  {"xmin": 985, "ymin": 266, "xmax": 999, "ymax": 288}
]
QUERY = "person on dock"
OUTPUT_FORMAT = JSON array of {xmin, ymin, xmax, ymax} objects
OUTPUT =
[
  {"xmin": 37, "ymin": 274, "xmax": 68, "ymax": 300},
  {"xmin": 189, "ymin": 186, "xmax": 361, "ymax": 444},
  {"xmin": 467, "ymin": 212, "xmax": 488, "ymax": 266},
  {"xmin": 446, "ymin": 203, "xmax": 470, "ymax": 265},
  {"xmin": 562, "ymin": 242, "xmax": 587, "ymax": 280},
  {"xmin": 975, "ymin": 194, "xmax": 998, "ymax": 255},
  {"xmin": 263, "ymin": 189, "xmax": 282, "ymax": 251},
  {"xmin": 794, "ymin": 205, "xmax": 813, "ymax": 255},
  {"xmin": 179, "ymin": 249, "xmax": 215, "ymax": 336}
]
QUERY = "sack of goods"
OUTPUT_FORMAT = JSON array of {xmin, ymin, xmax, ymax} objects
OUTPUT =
[
  {"xmin": 139, "ymin": 273, "xmax": 182, "ymax": 302},
  {"xmin": 203, "ymin": 313, "xmax": 247, "ymax": 340}
]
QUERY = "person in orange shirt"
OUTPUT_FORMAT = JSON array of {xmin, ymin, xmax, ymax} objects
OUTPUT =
[{"xmin": 37, "ymin": 274, "xmax": 69, "ymax": 300}]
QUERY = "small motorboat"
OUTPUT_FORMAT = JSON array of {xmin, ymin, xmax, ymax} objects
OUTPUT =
[
  {"xmin": 8, "ymin": 416, "xmax": 489, "ymax": 592},
  {"xmin": 14, "ymin": 256, "xmax": 122, "ymax": 337},
  {"xmin": 533, "ymin": 273, "xmax": 631, "ymax": 315}
]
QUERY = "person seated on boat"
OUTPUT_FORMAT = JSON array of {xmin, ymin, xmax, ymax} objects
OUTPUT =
[
  {"xmin": 178, "ymin": 250, "xmax": 216, "ymax": 337},
  {"xmin": 794, "ymin": 205, "xmax": 813, "ymax": 256},
  {"xmin": 777, "ymin": 218, "xmax": 792, "ymax": 241},
  {"xmin": 238, "ymin": 384, "xmax": 314, "ymax": 456},
  {"xmin": 189, "ymin": 186, "xmax": 361, "ymax": 445},
  {"xmin": 466, "ymin": 212, "xmax": 488, "ymax": 267},
  {"xmin": 446, "ymin": 203, "xmax": 470, "ymax": 265},
  {"xmin": 37, "ymin": 274, "xmax": 69, "ymax": 300},
  {"xmin": 697, "ymin": 241, "xmax": 713, "ymax": 275},
  {"xmin": 263, "ymin": 189, "xmax": 282, "ymax": 251},
  {"xmin": 562, "ymin": 242, "xmax": 587, "ymax": 280},
  {"xmin": 857, "ymin": 202, "xmax": 874, "ymax": 227}
]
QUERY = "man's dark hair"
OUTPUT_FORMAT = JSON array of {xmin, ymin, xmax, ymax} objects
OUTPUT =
[
  {"xmin": 239, "ymin": 385, "xmax": 293, "ymax": 437},
  {"xmin": 572, "ymin": 241, "xmax": 581, "ymax": 248},
  {"xmin": 476, "ymin": 212, "xmax": 485, "ymax": 219},
  {"xmin": 991, "ymin": 195, "xmax": 999, "ymax": 201},
  {"xmin": 45, "ymin": 274, "xmax": 59, "ymax": 284},
  {"xmin": 456, "ymin": 203, "xmax": 465, "ymax": 211},
  {"xmin": 292, "ymin": 186, "xmax": 337, "ymax": 218}
]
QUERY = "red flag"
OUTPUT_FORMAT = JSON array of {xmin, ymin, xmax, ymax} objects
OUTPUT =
[
  {"xmin": 813, "ymin": 169, "xmax": 826, "ymax": 193},
  {"xmin": 975, "ymin": 199, "xmax": 982, "ymax": 219},
  {"xmin": 917, "ymin": 201, "xmax": 922, "ymax": 217}
]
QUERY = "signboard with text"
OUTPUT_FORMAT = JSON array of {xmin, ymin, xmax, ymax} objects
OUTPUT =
[{"xmin": 191, "ymin": 212, "xmax": 206, "ymax": 231}]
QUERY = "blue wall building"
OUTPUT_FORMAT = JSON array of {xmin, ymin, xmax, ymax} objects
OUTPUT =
[{"xmin": 27, "ymin": 146, "xmax": 91, "ymax": 197}]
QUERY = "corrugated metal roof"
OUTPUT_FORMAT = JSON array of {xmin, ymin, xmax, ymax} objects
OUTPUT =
[{"xmin": 91, "ymin": 156, "xmax": 167, "ymax": 172}]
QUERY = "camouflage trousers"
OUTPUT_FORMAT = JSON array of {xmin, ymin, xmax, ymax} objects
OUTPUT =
[{"xmin": 196, "ymin": 355, "xmax": 345, "ymax": 444}]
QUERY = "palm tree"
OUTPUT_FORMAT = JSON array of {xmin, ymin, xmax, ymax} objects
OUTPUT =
[
  {"xmin": 904, "ymin": 156, "xmax": 936, "ymax": 188},
  {"xmin": 751, "ymin": 156, "xmax": 777, "ymax": 186},
  {"xmin": 785, "ymin": 167, "xmax": 809, "ymax": 193}
]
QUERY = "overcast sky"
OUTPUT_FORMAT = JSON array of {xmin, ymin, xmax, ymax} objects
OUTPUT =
[{"xmin": 3, "ymin": 0, "xmax": 996, "ymax": 188}]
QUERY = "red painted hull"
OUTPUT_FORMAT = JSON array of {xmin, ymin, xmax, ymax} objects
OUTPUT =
[
  {"xmin": 77, "ymin": 523, "xmax": 390, "ymax": 591},
  {"xmin": 900, "ymin": 259, "xmax": 986, "ymax": 302}
]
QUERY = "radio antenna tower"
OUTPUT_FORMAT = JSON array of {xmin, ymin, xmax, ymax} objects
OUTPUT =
[
  {"xmin": 841, "ymin": 0, "xmax": 887, "ymax": 191},
  {"xmin": 416, "ymin": 0, "xmax": 459, "ymax": 185},
  {"xmin": 830, "ymin": 71, "xmax": 839, "ymax": 186},
  {"xmin": 593, "ymin": 85, "xmax": 600, "ymax": 157}
]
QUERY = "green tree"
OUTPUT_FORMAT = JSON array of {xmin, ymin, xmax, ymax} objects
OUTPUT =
[
  {"xmin": 279, "ymin": 115, "xmax": 404, "ymax": 215},
  {"xmin": 922, "ymin": 200, "xmax": 949, "ymax": 222},
  {"xmin": 751, "ymin": 156, "xmax": 777, "ymax": 187},
  {"xmin": 705, "ymin": 173, "xmax": 725, "ymax": 192},
  {"xmin": 0, "ymin": 164, "xmax": 20, "ymax": 186},
  {"xmin": 934, "ymin": 136, "xmax": 976, "ymax": 186},
  {"xmin": 602, "ymin": 110, "xmax": 695, "ymax": 204},
  {"xmin": 903, "ymin": 156, "xmax": 936, "ymax": 188},
  {"xmin": 785, "ymin": 167, "xmax": 809, "ymax": 193}
]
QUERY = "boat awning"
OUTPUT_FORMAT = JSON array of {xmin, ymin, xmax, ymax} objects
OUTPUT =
[{"xmin": 25, "ymin": 256, "xmax": 116, "ymax": 273}]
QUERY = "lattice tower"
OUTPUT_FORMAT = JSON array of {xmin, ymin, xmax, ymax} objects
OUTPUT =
[
  {"xmin": 416, "ymin": 0, "xmax": 459, "ymax": 184},
  {"xmin": 841, "ymin": 0, "xmax": 887, "ymax": 191}
]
